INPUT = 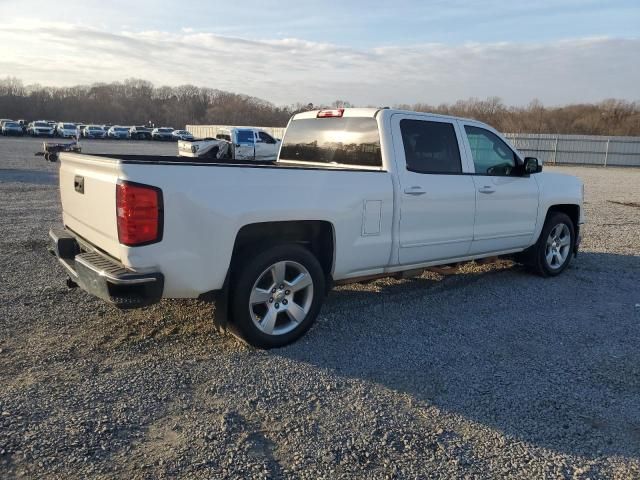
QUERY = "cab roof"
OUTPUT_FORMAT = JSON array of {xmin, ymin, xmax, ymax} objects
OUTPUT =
[{"xmin": 292, "ymin": 107, "xmax": 476, "ymax": 124}]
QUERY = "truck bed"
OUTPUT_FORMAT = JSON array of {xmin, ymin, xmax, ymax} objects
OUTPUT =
[
  {"xmin": 73, "ymin": 153, "xmax": 382, "ymax": 172},
  {"xmin": 57, "ymin": 151, "xmax": 393, "ymax": 297},
  {"xmin": 94, "ymin": 153, "xmax": 276, "ymax": 166}
]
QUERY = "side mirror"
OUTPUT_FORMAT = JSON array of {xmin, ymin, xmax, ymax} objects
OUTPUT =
[{"xmin": 524, "ymin": 157, "xmax": 542, "ymax": 174}]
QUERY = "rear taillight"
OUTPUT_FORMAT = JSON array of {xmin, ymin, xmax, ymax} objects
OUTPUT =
[
  {"xmin": 116, "ymin": 181, "xmax": 163, "ymax": 246},
  {"xmin": 317, "ymin": 108, "xmax": 344, "ymax": 118}
]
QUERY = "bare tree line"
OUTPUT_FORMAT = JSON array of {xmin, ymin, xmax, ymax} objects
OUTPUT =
[
  {"xmin": 1, "ymin": 77, "xmax": 639, "ymax": 135},
  {"xmin": 0, "ymin": 77, "xmax": 292, "ymax": 128},
  {"xmin": 396, "ymin": 97, "xmax": 640, "ymax": 136}
]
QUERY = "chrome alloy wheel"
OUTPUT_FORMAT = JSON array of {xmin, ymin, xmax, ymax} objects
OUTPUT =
[
  {"xmin": 249, "ymin": 260, "xmax": 314, "ymax": 335},
  {"xmin": 545, "ymin": 223, "xmax": 571, "ymax": 270}
]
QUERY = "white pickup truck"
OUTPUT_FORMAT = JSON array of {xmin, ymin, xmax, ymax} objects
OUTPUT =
[
  {"xmin": 49, "ymin": 108, "xmax": 584, "ymax": 348},
  {"xmin": 177, "ymin": 127, "xmax": 281, "ymax": 161}
]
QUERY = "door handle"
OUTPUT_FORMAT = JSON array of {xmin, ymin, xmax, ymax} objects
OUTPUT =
[
  {"xmin": 404, "ymin": 186, "xmax": 426, "ymax": 196},
  {"xmin": 478, "ymin": 186, "xmax": 496, "ymax": 194}
]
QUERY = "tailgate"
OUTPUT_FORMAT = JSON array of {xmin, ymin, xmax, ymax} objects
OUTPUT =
[{"xmin": 59, "ymin": 153, "xmax": 122, "ymax": 259}]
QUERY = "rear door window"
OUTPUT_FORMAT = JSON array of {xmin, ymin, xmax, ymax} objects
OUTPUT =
[
  {"xmin": 236, "ymin": 130, "xmax": 255, "ymax": 144},
  {"xmin": 280, "ymin": 117, "xmax": 381, "ymax": 167},
  {"xmin": 400, "ymin": 119, "xmax": 462, "ymax": 174}
]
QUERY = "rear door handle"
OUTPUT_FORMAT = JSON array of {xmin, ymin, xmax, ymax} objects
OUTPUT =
[
  {"xmin": 478, "ymin": 186, "xmax": 495, "ymax": 194},
  {"xmin": 404, "ymin": 186, "xmax": 427, "ymax": 196}
]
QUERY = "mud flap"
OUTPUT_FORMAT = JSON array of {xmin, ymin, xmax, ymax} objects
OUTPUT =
[{"xmin": 205, "ymin": 274, "xmax": 251, "ymax": 347}]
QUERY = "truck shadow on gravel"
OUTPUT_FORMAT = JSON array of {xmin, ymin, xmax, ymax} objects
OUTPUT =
[{"xmin": 277, "ymin": 252, "xmax": 640, "ymax": 460}]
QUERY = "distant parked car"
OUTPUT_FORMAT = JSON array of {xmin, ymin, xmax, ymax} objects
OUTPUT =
[
  {"xmin": 83, "ymin": 125, "xmax": 107, "ymax": 139},
  {"xmin": 152, "ymin": 127, "xmax": 174, "ymax": 141},
  {"xmin": 171, "ymin": 129, "xmax": 194, "ymax": 141},
  {"xmin": 1, "ymin": 121, "xmax": 24, "ymax": 136},
  {"xmin": 108, "ymin": 126, "xmax": 131, "ymax": 139},
  {"xmin": 56, "ymin": 122, "xmax": 78, "ymax": 138},
  {"xmin": 0, "ymin": 119, "xmax": 13, "ymax": 127},
  {"xmin": 28, "ymin": 121, "xmax": 55, "ymax": 137},
  {"xmin": 129, "ymin": 125, "xmax": 153, "ymax": 140}
]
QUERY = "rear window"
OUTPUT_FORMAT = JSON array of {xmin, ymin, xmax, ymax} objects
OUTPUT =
[{"xmin": 280, "ymin": 117, "xmax": 382, "ymax": 167}]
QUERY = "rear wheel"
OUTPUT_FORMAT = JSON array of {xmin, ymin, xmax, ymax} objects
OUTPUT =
[
  {"xmin": 527, "ymin": 212, "xmax": 575, "ymax": 277},
  {"xmin": 206, "ymin": 146, "xmax": 220, "ymax": 160},
  {"xmin": 230, "ymin": 244, "xmax": 325, "ymax": 348}
]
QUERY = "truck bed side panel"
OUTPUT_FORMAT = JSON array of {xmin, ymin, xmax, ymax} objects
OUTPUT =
[{"xmin": 118, "ymin": 163, "xmax": 394, "ymax": 298}]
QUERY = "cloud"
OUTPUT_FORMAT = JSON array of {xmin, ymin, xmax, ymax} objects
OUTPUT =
[{"xmin": 0, "ymin": 20, "xmax": 638, "ymax": 106}]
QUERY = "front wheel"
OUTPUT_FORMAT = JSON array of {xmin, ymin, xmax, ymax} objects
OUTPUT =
[
  {"xmin": 230, "ymin": 244, "xmax": 325, "ymax": 348},
  {"xmin": 527, "ymin": 212, "xmax": 575, "ymax": 277}
]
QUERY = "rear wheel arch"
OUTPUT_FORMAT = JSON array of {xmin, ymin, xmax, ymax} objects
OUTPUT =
[{"xmin": 230, "ymin": 220, "xmax": 335, "ymax": 290}]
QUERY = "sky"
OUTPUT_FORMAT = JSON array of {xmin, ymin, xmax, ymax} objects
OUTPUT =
[{"xmin": 0, "ymin": 0, "xmax": 638, "ymax": 106}]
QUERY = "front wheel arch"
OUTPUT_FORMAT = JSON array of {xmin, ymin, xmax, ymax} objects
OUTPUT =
[{"xmin": 520, "ymin": 211, "xmax": 576, "ymax": 277}]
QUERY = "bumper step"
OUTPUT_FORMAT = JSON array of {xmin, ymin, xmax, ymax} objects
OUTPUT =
[{"xmin": 49, "ymin": 228, "xmax": 163, "ymax": 309}]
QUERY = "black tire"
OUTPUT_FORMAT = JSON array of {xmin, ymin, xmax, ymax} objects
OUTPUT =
[
  {"xmin": 206, "ymin": 146, "xmax": 220, "ymax": 160},
  {"xmin": 230, "ymin": 244, "xmax": 325, "ymax": 349},
  {"xmin": 526, "ymin": 212, "xmax": 575, "ymax": 277}
]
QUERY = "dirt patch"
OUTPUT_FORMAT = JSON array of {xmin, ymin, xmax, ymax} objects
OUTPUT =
[{"xmin": 607, "ymin": 200, "xmax": 640, "ymax": 208}]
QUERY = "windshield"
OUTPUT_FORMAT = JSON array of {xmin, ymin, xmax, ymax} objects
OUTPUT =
[
  {"xmin": 63, "ymin": 123, "xmax": 76, "ymax": 129},
  {"xmin": 88, "ymin": 126, "xmax": 101, "ymax": 130},
  {"xmin": 35, "ymin": 122, "xmax": 49, "ymax": 127},
  {"xmin": 159, "ymin": 128, "xmax": 173, "ymax": 132},
  {"xmin": 115, "ymin": 127, "xmax": 128, "ymax": 132},
  {"xmin": 280, "ymin": 117, "xmax": 382, "ymax": 167},
  {"xmin": 6, "ymin": 122, "xmax": 19, "ymax": 127}
]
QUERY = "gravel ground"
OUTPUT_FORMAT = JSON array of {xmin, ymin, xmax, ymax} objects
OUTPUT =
[{"xmin": 0, "ymin": 136, "xmax": 639, "ymax": 479}]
